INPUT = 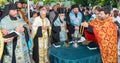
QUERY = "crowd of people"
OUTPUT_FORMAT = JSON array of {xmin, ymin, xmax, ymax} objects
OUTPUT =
[{"xmin": 0, "ymin": 1, "xmax": 120, "ymax": 63}]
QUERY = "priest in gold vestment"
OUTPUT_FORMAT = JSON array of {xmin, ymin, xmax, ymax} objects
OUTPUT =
[{"xmin": 32, "ymin": 6, "xmax": 51, "ymax": 63}]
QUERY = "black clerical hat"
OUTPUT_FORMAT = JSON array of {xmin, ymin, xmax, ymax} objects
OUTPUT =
[
  {"xmin": 8, "ymin": 3, "xmax": 17, "ymax": 10},
  {"xmin": 57, "ymin": 7, "xmax": 66, "ymax": 14},
  {"xmin": 0, "ymin": 3, "xmax": 17, "ymax": 20},
  {"xmin": 71, "ymin": 4, "xmax": 79, "ymax": 9}
]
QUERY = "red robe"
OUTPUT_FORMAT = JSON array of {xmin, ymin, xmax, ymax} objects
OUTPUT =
[
  {"xmin": 84, "ymin": 28, "xmax": 96, "ymax": 42},
  {"xmin": 89, "ymin": 17, "xmax": 118, "ymax": 63}
]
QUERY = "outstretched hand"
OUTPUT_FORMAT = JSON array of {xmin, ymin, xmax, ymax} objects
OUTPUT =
[
  {"xmin": 81, "ymin": 22, "xmax": 89, "ymax": 27},
  {"xmin": 16, "ymin": 26, "xmax": 24, "ymax": 32},
  {"xmin": 4, "ymin": 37, "xmax": 14, "ymax": 42}
]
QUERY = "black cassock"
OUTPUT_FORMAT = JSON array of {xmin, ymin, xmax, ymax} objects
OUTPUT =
[{"xmin": 32, "ymin": 26, "xmax": 42, "ymax": 63}]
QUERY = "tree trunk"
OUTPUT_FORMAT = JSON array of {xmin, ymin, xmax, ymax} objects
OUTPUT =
[
  {"xmin": 117, "ymin": 0, "xmax": 120, "ymax": 9},
  {"xmin": 116, "ymin": 0, "xmax": 120, "ymax": 9}
]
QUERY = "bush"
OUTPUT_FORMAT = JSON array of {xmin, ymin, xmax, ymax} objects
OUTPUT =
[{"xmin": 0, "ymin": 1, "xmax": 6, "ymax": 6}]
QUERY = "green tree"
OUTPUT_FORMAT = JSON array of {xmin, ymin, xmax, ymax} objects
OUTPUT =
[
  {"xmin": 74, "ymin": 0, "xmax": 118, "ymax": 8},
  {"xmin": 115, "ymin": 0, "xmax": 120, "ymax": 9},
  {"xmin": 74, "ymin": 0, "xmax": 100, "ymax": 7},
  {"xmin": 0, "ymin": 0, "xmax": 7, "ymax": 6}
]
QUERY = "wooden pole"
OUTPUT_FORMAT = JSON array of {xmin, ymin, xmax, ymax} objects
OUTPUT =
[{"xmin": 27, "ymin": 0, "xmax": 30, "ymax": 19}]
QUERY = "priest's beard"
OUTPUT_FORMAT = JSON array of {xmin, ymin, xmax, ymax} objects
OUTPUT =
[
  {"xmin": 59, "ymin": 16, "xmax": 65, "ymax": 21},
  {"xmin": 98, "ymin": 17, "xmax": 105, "ymax": 21},
  {"xmin": 98, "ymin": 15, "xmax": 107, "ymax": 21},
  {"xmin": 18, "ymin": 8, "xmax": 22, "ymax": 10}
]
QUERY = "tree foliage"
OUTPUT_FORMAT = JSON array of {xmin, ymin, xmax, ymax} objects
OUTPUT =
[
  {"xmin": 0, "ymin": 0, "xmax": 7, "ymax": 6},
  {"xmin": 74, "ymin": 0, "xmax": 117, "ymax": 7}
]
